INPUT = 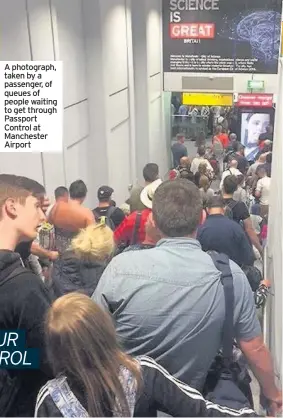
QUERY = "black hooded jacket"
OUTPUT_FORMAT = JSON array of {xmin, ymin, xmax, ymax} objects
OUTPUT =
[
  {"xmin": 0, "ymin": 250, "xmax": 54, "ymax": 416},
  {"xmin": 51, "ymin": 252, "xmax": 106, "ymax": 298}
]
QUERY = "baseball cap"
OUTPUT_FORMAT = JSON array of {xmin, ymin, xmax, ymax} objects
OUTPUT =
[{"xmin": 98, "ymin": 186, "xmax": 114, "ymax": 200}]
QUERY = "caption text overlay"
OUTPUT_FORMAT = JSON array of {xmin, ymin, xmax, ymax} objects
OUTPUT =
[{"xmin": 0, "ymin": 61, "xmax": 62, "ymax": 153}]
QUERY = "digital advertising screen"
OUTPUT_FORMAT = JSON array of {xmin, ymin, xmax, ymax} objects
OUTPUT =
[{"xmin": 241, "ymin": 112, "xmax": 270, "ymax": 160}]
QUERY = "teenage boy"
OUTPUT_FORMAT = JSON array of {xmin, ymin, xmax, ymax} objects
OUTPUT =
[{"xmin": 0, "ymin": 174, "xmax": 54, "ymax": 416}]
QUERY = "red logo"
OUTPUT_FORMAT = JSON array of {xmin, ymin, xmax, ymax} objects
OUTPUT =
[{"xmin": 170, "ymin": 23, "xmax": 215, "ymax": 39}]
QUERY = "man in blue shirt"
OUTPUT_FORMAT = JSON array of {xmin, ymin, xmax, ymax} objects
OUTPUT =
[
  {"xmin": 171, "ymin": 134, "xmax": 188, "ymax": 168},
  {"xmin": 197, "ymin": 195, "xmax": 255, "ymax": 267},
  {"xmin": 93, "ymin": 180, "xmax": 282, "ymax": 415}
]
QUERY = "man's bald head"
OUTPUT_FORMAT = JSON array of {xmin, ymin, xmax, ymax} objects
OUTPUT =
[{"xmin": 229, "ymin": 159, "xmax": 238, "ymax": 168}]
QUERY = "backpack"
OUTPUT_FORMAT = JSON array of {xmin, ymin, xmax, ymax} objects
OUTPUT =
[
  {"xmin": 224, "ymin": 200, "xmax": 239, "ymax": 220},
  {"xmin": 93, "ymin": 206, "xmax": 117, "ymax": 231},
  {"xmin": 213, "ymin": 137, "xmax": 224, "ymax": 158},
  {"xmin": 0, "ymin": 265, "xmax": 28, "ymax": 416},
  {"xmin": 203, "ymin": 252, "xmax": 255, "ymax": 413}
]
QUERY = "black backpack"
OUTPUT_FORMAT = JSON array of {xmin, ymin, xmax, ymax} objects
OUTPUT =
[
  {"xmin": 0, "ymin": 265, "xmax": 27, "ymax": 416},
  {"xmin": 224, "ymin": 200, "xmax": 239, "ymax": 220},
  {"xmin": 93, "ymin": 206, "xmax": 117, "ymax": 231},
  {"xmin": 203, "ymin": 252, "xmax": 255, "ymax": 413}
]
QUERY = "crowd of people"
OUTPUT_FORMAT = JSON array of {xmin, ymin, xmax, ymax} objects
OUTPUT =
[{"xmin": 0, "ymin": 119, "xmax": 280, "ymax": 418}]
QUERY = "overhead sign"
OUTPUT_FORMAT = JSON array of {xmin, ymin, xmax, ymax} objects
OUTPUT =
[
  {"xmin": 183, "ymin": 92, "xmax": 233, "ymax": 106},
  {"xmin": 247, "ymin": 80, "xmax": 265, "ymax": 92},
  {"xmin": 236, "ymin": 93, "xmax": 273, "ymax": 108},
  {"xmin": 162, "ymin": 0, "xmax": 282, "ymax": 74}
]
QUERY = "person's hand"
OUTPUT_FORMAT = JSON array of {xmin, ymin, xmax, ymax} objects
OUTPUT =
[
  {"xmin": 266, "ymin": 392, "xmax": 282, "ymax": 417},
  {"xmin": 49, "ymin": 251, "xmax": 59, "ymax": 261},
  {"xmin": 261, "ymin": 279, "xmax": 271, "ymax": 288}
]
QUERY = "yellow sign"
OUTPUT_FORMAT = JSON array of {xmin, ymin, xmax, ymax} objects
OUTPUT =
[{"xmin": 182, "ymin": 93, "xmax": 233, "ymax": 106}]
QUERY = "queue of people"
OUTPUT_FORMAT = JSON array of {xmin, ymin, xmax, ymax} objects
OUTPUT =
[{"xmin": 0, "ymin": 126, "xmax": 279, "ymax": 418}]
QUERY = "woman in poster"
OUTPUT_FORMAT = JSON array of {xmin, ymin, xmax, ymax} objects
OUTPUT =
[{"xmin": 241, "ymin": 113, "xmax": 270, "ymax": 161}]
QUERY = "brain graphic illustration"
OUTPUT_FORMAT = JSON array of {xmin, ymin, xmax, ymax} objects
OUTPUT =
[
  {"xmin": 218, "ymin": 11, "xmax": 281, "ymax": 64},
  {"xmin": 236, "ymin": 11, "xmax": 281, "ymax": 62}
]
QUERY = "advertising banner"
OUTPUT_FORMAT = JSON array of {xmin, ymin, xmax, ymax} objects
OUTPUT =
[
  {"xmin": 240, "ymin": 111, "xmax": 271, "ymax": 160},
  {"xmin": 183, "ymin": 92, "xmax": 233, "ymax": 106},
  {"xmin": 162, "ymin": 0, "xmax": 282, "ymax": 74},
  {"xmin": 236, "ymin": 93, "xmax": 274, "ymax": 107}
]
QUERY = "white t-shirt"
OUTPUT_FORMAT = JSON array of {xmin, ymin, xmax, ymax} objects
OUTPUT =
[
  {"xmin": 191, "ymin": 157, "xmax": 213, "ymax": 175},
  {"xmin": 256, "ymin": 176, "xmax": 271, "ymax": 205}
]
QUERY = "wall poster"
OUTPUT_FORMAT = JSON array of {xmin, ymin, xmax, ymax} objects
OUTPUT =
[{"xmin": 162, "ymin": 0, "xmax": 282, "ymax": 74}]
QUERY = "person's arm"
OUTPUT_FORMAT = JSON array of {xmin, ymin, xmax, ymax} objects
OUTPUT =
[
  {"xmin": 85, "ymin": 208, "xmax": 95, "ymax": 226},
  {"xmin": 139, "ymin": 357, "xmax": 255, "ymax": 417},
  {"xmin": 238, "ymin": 230, "xmax": 255, "ymax": 266},
  {"xmin": 243, "ymin": 217, "xmax": 263, "ymax": 255},
  {"xmin": 239, "ymin": 337, "xmax": 281, "ymax": 415},
  {"xmin": 190, "ymin": 158, "xmax": 197, "ymax": 175},
  {"xmin": 16, "ymin": 274, "xmax": 54, "ymax": 377},
  {"xmin": 31, "ymin": 242, "xmax": 58, "ymax": 261},
  {"xmin": 254, "ymin": 179, "xmax": 262, "ymax": 199},
  {"xmin": 233, "ymin": 269, "xmax": 281, "ymax": 415}
]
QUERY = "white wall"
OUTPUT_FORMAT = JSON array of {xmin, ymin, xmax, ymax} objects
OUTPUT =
[
  {"xmin": 131, "ymin": 0, "xmax": 171, "ymax": 183},
  {"xmin": 0, "ymin": 0, "xmax": 170, "ymax": 207}
]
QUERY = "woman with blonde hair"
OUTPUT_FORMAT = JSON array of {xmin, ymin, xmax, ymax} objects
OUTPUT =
[
  {"xmin": 51, "ymin": 223, "xmax": 114, "ymax": 297},
  {"xmin": 35, "ymin": 293, "xmax": 255, "ymax": 417},
  {"xmin": 194, "ymin": 161, "xmax": 211, "ymax": 187},
  {"xmin": 199, "ymin": 175, "xmax": 214, "ymax": 208}
]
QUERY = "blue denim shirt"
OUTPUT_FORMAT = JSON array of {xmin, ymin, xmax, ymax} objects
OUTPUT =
[{"xmin": 93, "ymin": 238, "xmax": 261, "ymax": 390}]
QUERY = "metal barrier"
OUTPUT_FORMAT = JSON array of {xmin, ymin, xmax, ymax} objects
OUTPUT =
[{"xmin": 172, "ymin": 115, "xmax": 209, "ymax": 140}]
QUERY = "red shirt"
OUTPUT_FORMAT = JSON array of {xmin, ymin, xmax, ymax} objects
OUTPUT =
[
  {"xmin": 114, "ymin": 209, "xmax": 151, "ymax": 245},
  {"xmin": 214, "ymin": 134, "xmax": 229, "ymax": 149}
]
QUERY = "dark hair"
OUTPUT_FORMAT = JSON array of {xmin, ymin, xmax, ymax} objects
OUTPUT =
[
  {"xmin": 55, "ymin": 186, "xmax": 68, "ymax": 200},
  {"xmin": 198, "ymin": 145, "xmax": 206, "ymax": 157},
  {"xmin": 266, "ymin": 153, "xmax": 272, "ymax": 164},
  {"xmin": 69, "ymin": 180, "xmax": 87, "ymax": 200},
  {"xmin": 0, "ymin": 174, "xmax": 45, "ymax": 210},
  {"xmin": 143, "ymin": 163, "xmax": 159, "ymax": 183},
  {"xmin": 223, "ymin": 175, "xmax": 238, "ymax": 194},
  {"xmin": 232, "ymin": 141, "xmax": 238, "ymax": 152},
  {"xmin": 207, "ymin": 195, "xmax": 224, "ymax": 209},
  {"xmin": 152, "ymin": 179, "xmax": 202, "ymax": 237}
]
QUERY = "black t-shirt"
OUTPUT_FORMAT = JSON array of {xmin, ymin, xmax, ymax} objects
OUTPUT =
[
  {"xmin": 223, "ymin": 198, "xmax": 250, "ymax": 224},
  {"xmin": 234, "ymin": 154, "xmax": 249, "ymax": 173},
  {"xmin": 259, "ymin": 132, "xmax": 273, "ymax": 142},
  {"xmin": 171, "ymin": 143, "xmax": 188, "ymax": 168},
  {"xmin": 93, "ymin": 206, "xmax": 125, "ymax": 229}
]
